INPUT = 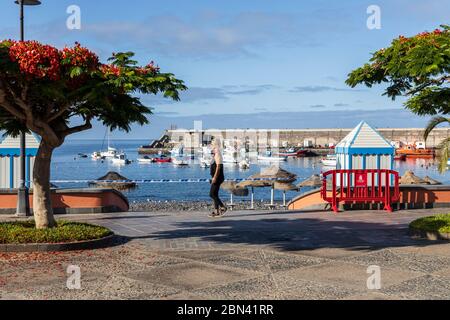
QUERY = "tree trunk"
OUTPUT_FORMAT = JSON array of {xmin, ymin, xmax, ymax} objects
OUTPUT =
[{"xmin": 33, "ymin": 140, "xmax": 56, "ymax": 229}]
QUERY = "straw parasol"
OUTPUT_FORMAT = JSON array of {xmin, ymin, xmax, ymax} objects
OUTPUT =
[
  {"xmin": 297, "ymin": 174, "xmax": 322, "ymax": 188},
  {"xmin": 89, "ymin": 171, "xmax": 136, "ymax": 190},
  {"xmin": 423, "ymin": 176, "xmax": 442, "ymax": 185},
  {"xmin": 221, "ymin": 181, "xmax": 248, "ymax": 209},
  {"xmin": 274, "ymin": 181, "xmax": 299, "ymax": 207},
  {"xmin": 399, "ymin": 171, "xmax": 429, "ymax": 185},
  {"xmin": 237, "ymin": 165, "xmax": 297, "ymax": 208}
]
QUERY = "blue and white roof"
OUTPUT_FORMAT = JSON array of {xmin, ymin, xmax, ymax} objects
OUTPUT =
[
  {"xmin": 0, "ymin": 132, "xmax": 41, "ymax": 156},
  {"xmin": 335, "ymin": 121, "xmax": 394, "ymax": 155}
]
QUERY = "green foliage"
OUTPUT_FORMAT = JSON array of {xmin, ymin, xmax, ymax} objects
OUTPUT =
[
  {"xmin": 346, "ymin": 25, "xmax": 450, "ymax": 116},
  {"xmin": 0, "ymin": 220, "xmax": 112, "ymax": 244},
  {"xmin": 410, "ymin": 214, "xmax": 450, "ymax": 234}
]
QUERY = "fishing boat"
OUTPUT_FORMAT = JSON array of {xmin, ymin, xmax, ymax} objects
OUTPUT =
[
  {"xmin": 257, "ymin": 151, "xmax": 287, "ymax": 162},
  {"xmin": 394, "ymin": 154, "xmax": 407, "ymax": 161},
  {"xmin": 111, "ymin": 153, "xmax": 131, "ymax": 165},
  {"xmin": 78, "ymin": 153, "xmax": 88, "ymax": 158},
  {"xmin": 321, "ymin": 155, "xmax": 337, "ymax": 167},
  {"xmin": 172, "ymin": 158, "xmax": 189, "ymax": 167},
  {"xmin": 276, "ymin": 148, "xmax": 307, "ymax": 157},
  {"xmin": 137, "ymin": 156, "xmax": 154, "ymax": 164},
  {"xmin": 396, "ymin": 145, "xmax": 435, "ymax": 158},
  {"xmin": 154, "ymin": 155, "xmax": 172, "ymax": 163}
]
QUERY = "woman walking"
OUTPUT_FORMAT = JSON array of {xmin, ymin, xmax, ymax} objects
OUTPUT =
[{"xmin": 209, "ymin": 140, "xmax": 227, "ymax": 217}]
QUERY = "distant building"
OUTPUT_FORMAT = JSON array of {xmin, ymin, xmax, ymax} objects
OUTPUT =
[{"xmin": 0, "ymin": 133, "xmax": 40, "ymax": 188}]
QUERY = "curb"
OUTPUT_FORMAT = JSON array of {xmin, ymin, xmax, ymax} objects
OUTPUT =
[
  {"xmin": 409, "ymin": 228, "xmax": 450, "ymax": 241},
  {"xmin": 0, "ymin": 234, "xmax": 116, "ymax": 253}
]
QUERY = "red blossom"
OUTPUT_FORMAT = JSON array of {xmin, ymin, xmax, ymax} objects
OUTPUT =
[
  {"xmin": 100, "ymin": 64, "xmax": 121, "ymax": 76},
  {"xmin": 61, "ymin": 42, "xmax": 99, "ymax": 71},
  {"xmin": 8, "ymin": 40, "xmax": 61, "ymax": 80}
]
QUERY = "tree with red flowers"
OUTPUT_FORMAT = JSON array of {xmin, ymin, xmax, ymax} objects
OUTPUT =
[
  {"xmin": 346, "ymin": 25, "xmax": 450, "ymax": 171},
  {"xmin": 0, "ymin": 40, "xmax": 186, "ymax": 229}
]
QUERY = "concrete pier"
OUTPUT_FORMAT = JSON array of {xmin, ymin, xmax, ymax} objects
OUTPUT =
[{"xmin": 159, "ymin": 127, "xmax": 449, "ymax": 150}]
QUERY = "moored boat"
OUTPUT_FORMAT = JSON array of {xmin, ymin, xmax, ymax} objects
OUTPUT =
[
  {"xmin": 276, "ymin": 148, "xmax": 307, "ymax": 157},
  {"xmin": 91, "ymin": 151, "xmax": 105, "ymax": 160},
  {"xmin": 396, "ymin": 145, "xmax": 435, "ymax": 158},
  {"xmin": 137, "ymin": 156, "xmax": 154, "ymax": 164},
  {"xmin": 257, "ymin": 151, "xmax": 287, "ymax": 162},
  {"xmin": 239, "ymin": 159, "xmax": 250, "ymax": 170},
  {"xmin": 154, "ymin": 155, "xmax": 172, "ymax": 163},
  {"xmin": 394, "ymin": 154, "xmax": 407, "ymax": 161},
  {"xmin": 172, "ymin": 158, "xmax": 189, "ymax": 166},
  {"xmin": 321, "ymin": 155, "xmax": 336, "ymax": 167},
  {"xmin": 111, "ymin": 153, "xmax": 131, "ymax": 165}
]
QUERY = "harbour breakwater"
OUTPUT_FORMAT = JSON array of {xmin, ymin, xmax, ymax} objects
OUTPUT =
[{"xmin": 139, "ymin": 127, "xmax": 450, "ymax": 154}]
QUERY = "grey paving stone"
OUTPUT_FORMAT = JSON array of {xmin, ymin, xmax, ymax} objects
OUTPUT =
[
  {"xmin": 343, "ymin": 249, "xmax": 450, "ymax": 273},
  {"xmin": 193, "ymin": 275, "xmax": 279, "ymax": 300},
  {"xmin": 273, "ymin": 261, "xmax": 423, "ymax": 292},
  {"xmin": 126, "ymin": 262, "xmax": 252, "ymax": 291},
  {"xmin": 383, "ymin": 275, "xmax": 450, "ymax": 300},
  {"xmin": 277, "ymin": 279, "xmax": 357, "ymax": 300}
]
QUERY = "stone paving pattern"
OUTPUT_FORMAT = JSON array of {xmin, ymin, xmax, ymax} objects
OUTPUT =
[{"xmin": 0, "ymin": 208, "xmax": 449, "ymax": 300}]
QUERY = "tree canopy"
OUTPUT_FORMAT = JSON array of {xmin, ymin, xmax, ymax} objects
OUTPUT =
[
  {"xmin": 346, "ymin": 25, "xmax": 450, "ymax": 116},
  {"xmin": 0, "ymin": 40, "xmax": 186, "ymax": 146}
]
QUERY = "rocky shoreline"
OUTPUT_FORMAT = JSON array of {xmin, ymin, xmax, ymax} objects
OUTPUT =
[{"xmin": 129, "ymin": 200, "xmax": 284, "ymax": 212}]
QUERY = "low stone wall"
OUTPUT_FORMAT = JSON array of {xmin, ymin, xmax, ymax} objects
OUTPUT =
[{"xmin": 0, "ymin": 188, "xmax": 129, "ymax": 214}]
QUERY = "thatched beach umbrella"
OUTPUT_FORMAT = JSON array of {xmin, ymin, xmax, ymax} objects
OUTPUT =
[
  {"xmin": 399, "ymin": 171, "xmax": 428, "ymax": 185},
  {"xmin": 297, "ymin": 174, "xmax": 322, "ymax": 188},
  {"xmin": 220, "ymin": 181, "xmax": 248, "ymax": 209},
  {"xmin": 89, "ymin": 171, "xmax": 136, "ymax": 190},
  {"xmin": 237, "ymin": 165, "xmax": 297, "ymax": 208},
  {"xmin": 274, "ymin": 181, "xmax": 299, "ymax": 207},
  {"xmin": 423, "ymin": 176, "xmax": 442, "ymax": 185}
]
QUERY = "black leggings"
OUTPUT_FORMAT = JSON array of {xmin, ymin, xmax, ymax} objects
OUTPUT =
[{"xmin": 210, "ymin": 182, "xmax": 225, "ymax": 210}]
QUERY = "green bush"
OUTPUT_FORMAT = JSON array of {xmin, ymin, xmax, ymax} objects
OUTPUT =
[
  {"xmin": 0, "ymin": 220, "xmax": 112, "ymax": 244},
  {"xmin": 409, "ymin": 214, "xmax": 450, "ymax": 234}
]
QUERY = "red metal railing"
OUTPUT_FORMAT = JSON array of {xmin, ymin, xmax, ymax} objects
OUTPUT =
[{"xmin": 321, "ymin": 169, "xmax": 400, "ymax": 213}]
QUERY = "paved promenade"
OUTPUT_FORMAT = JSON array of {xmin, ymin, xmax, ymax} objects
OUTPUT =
[{"xmin": 0, "ymin": 208, "xmax": 449, "ymax": 300}]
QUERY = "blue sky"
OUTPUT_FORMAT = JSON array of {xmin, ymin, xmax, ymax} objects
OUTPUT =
[{"xmin": 0, "ymin": 0, "xmax": 448, "ymax": 139}]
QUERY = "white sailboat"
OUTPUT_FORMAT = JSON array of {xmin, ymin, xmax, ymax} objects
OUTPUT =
[{"xmin": 92, "ymin": 129, "xmax": 117, "ymax": 160}]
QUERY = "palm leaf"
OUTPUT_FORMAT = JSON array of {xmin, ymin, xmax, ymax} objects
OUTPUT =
[
  {"xmin": 424, "ymin": 116, "xmax": 450, "ymax": 141},
  {"xmin": 437, "ymin": 137, "xmax": 450, "ymax": 174}
]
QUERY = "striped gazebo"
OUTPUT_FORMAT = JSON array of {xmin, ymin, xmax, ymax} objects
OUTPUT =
[
  {"xmin": 335, "ymin": 121, "xmax": 395, "ymax": 171},
  {"xmin": 0, "ymin": 133, "xmax": 40, "ymax": 188}
]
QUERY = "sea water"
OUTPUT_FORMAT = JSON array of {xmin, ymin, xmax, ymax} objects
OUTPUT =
[{"xmin": 52, "ymin": 139, "xmax": 450, "ymax": 203}]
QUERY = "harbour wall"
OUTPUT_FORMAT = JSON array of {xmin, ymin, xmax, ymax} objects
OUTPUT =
[{"xmin": 163, "ymin": 128, "xmax": 450, "ymax": 150}]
